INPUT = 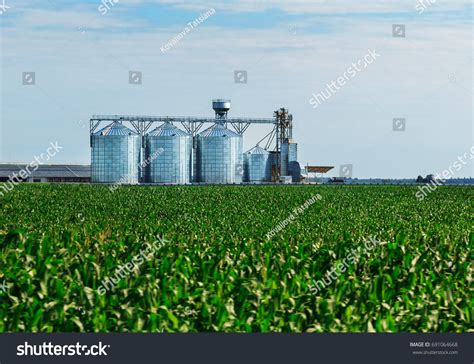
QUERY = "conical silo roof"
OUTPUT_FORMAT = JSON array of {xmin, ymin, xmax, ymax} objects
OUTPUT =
[
  {"xmin": 245, "ymin": 145, "xmax": 269, "ymax": 155},
  {"xmin": 94, "ymin": 121, "xmax": 138, "ymax": 136},
  {"xmin": 199, "ymin": 123, "xmax": 240, "ymax": 138},
  {"xmin": 148, "ymin": 122, "xmax": 190, "ymax": 137}
]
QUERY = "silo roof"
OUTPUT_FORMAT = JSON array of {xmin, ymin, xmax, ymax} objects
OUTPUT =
[
  {"xmin": 94, "ymin": 121, "xmax": 138, "ymax": 136},
  {"xmin": 148, "ymin": 122, "xmax": 190, "ymax": 137},
  {"xmin": 245, "ymin": 145, "xmax": 269, "ymax": 154},
  {"xmin": 199, "ymin": 123, "xmax": 240, "ymax": 138}
]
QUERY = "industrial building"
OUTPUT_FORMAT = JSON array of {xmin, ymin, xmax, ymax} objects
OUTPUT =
[
  {"xmin": 89, "ymin": 99, "xmax": 302, "ymax": 184},
  {"xmin": 0, "ymin": 164, "xmax": 90, "ymax": 183}
]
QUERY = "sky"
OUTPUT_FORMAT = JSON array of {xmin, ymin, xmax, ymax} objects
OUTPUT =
[{"xmin": 0, "ymin": 0, "xmax": 472, "ymax": 178}]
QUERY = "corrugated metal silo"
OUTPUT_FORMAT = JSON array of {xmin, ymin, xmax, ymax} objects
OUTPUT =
[
  {"xmin": 280, "ymin": 142, "xmax": 289, "ymax": 176},
  {"xmin": 145, "ymin": 122, "xmax": 192, "ymax": 184},
  {"xmin": 91, "ymin": 121, "xmax": 140, "ymax": 183},
  {"xmin": 243, "ymin": 145, "xmax": 272, "ymax": 182},
  {"xmin": 197, "ymin": 123, "xmax": 243, "ymax": 183},
  {"xmin": 281, "ymin": 138, "xmax": 297, "ymax": 177}
]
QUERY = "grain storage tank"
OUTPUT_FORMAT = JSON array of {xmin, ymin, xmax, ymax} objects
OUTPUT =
[
  {"xmin": 281, "ymin": 138, "xmax": 298, "ymax": 177},
  {"xmin": 269, "ymin": 151, "xmax": 279, "ymax": 182},
  {"xmin": 197, "ymin": 123, "xmax": 242, "ymax": 183},
  {"xmin": 212, "ymin": 99, "xmax": 231, "ymax": 119},
  {"xmin": 91, "ymin": 121, "xmax": 140, "ymax": 183},
  {"xmin": 145, "ymin": 122, "xmax": 192, "ymax": 184},
  {"xmin": 243, "ymin": 145, "xmax": 272, "ymax": 183}
]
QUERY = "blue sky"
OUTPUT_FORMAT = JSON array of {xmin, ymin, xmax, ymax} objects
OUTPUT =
[{"xmin": 0, "ymin": 0, "xmax": 472, "ymax": 178}]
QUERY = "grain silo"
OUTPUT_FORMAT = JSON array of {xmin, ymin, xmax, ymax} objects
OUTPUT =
[
  {"xmin": 145, "ymin": 122, "xmax": 192, "ymax": 184},
  {"xmin": 243, "ymin": 145, "xmax": 272, "ymax": 182},
  {"xmin": 197, "ymin": 123, "xmax": 243, "ymax": 184},
  {"xmin": 91, "ymin": 121, "xmax": 140, "ymax": 183},
  {"xmin": 89, "ymin": 101, "xmax": 298, "ymax": 185}
]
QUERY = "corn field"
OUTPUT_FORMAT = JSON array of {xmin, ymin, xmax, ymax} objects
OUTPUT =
[{"xmin": 0, "ymin": 184, "xmax": 472, "ymax": 332}]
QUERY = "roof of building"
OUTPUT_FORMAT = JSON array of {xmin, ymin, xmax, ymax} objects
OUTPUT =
[
  {"xmin": 0, "ymin": 164, "xmax": 91, "ymax": 178},
  {"xmin": 94, "ymin": 121, "xmax": 138, "ymax": 136},
  {"xmin": 199, "ymin": 123, "xmax": 240, "ymax": 138},
  {"xmin": 245, "ymin": 145, "xmax": 269, "ymax": 155},
  {"xmin": 305, "ymin": 166, "xmax": 334, "ymax": 173},
  {"xmin": 147, "ymin": 122, "xmax": 190, "ymax": 137}
]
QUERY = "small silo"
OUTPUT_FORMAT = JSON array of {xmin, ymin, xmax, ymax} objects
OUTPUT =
[
  {"xmin": 280, "ymin": 138, "xmax": 297, "ymax": 177},
  {"xmin": 145, "ymin": 122, "xmax": 192, "ymax": 184},
  {"xmin": 243, "ymin": 145, "xmax": 272, "ymax": 183},
  {"xmin": 197, "ymin": 123, "xmax": 243, "ymax": 184},
  {"xmin": 91, "ymin": 121, "xmax": 140, "ymax": 184}
]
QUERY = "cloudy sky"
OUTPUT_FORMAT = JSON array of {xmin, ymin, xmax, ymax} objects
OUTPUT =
[{"xmin": 0, "ymin": 0, "xmax": 472, "ymax": 178}]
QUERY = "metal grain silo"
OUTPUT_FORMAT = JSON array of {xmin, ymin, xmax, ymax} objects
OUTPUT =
[
  {"xmin": 197, "ymin": 123, "xmax": 242, "ymax": 184},
  {"xmin": 145, "ymin": 122, "xmax": 192, "ymax": 184},
  {"xmin": 243, "ymin": 145, "xmax": 272, "ymax": 183},
  {"xmin": 91, "ymin": 121, "xmax": 140, "ymax": 183}
]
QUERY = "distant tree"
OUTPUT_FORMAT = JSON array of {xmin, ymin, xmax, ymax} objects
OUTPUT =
[
  {"xmin": 426, "ymin": 174, "xmax": 435, "ymax": 182},
  {"xmin": 416, "ymin": 175, "xmax": 424, "ymax": 183}
]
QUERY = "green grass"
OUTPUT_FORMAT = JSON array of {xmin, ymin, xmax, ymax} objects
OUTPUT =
[{"xmin": 0, "ymin": 184, "xmax": 472, "ymax": 332}]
